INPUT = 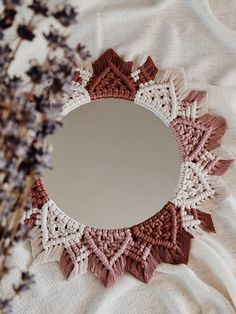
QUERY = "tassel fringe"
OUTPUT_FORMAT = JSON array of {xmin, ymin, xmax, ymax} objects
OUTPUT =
[
  {"xmin": 137, "ymin": 56, "xmax": 158, "ymax": 83},
  {"xmin": 198, "ymin": 114, "xmax": 227, "ymax": 151},
  {"xmin": 154, "ymin": 67, "xmax": 188, "ymax": 103},
  {"xmin": 200, "ymin": 176, "xmax": 229, "ymax": 211},
  {"xmin": 182, "ymin": 90, "xmax": 207, "ymax": 107},
  {"xmin": 88, "ymin": 253, "xmax": 126, "ymax": 288},
  {"xmin": 92, "ymin": 48, "xmax": 133, "ymax": 76},
  {"xmin": 181, "ymin": 90, "xmax": 209, "ymax": 119},
  {"xmin": 150, "ymin": 229, "xmax": 193, "ymax": 267},
  {"xmin": 126, "ymin": 253, "xmax": 158, "ymax": 283},
  {"xmin": 196, "ymin": 209, "xmax": 216, "ymax": 232},
  {"xmin": 209, "ymin": 159, "xmax": 234, "ymax": 176}
]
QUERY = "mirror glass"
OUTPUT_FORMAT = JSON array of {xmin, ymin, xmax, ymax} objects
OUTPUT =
[{"xmin": 44, "ymin": 99, "xmax": 180, "ymax": 228}]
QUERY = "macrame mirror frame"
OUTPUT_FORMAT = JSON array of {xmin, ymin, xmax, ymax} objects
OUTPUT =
[{"xmin": 24, "ymin": 48, "xmax": 233, "ymax": 288}]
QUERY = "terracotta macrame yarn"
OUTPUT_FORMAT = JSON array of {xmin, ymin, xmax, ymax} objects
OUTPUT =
[{"xmin": 23, "ymin": 48, "xmax": 233, "ymax": 288}]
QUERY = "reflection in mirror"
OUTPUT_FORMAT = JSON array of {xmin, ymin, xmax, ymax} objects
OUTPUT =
[{"xmin": 43, "ymin": 99, "xmax": 180, "ymax": 229}]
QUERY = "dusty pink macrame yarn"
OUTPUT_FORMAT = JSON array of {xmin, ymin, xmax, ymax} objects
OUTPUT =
[{"xmin": 24, "ymin": 49, "xmax": 233, "ymax": 288}]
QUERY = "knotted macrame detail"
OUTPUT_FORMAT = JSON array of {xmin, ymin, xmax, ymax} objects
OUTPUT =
[
  {"xmin": 24, "ymin": 48, "xmax": 233, "ymax": 287},
  {"xmin": 170, "ymin": 101, "xmax": 233, "ymax": 232},
  {"xmin": 24, "ymin": 190, "xmax": 195, "ymax": 287},
  {"xmin": 62, "ymin": 48, "xmax": 188, "ymax": 123}
]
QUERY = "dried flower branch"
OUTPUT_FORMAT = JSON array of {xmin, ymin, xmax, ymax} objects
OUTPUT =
[
  {"xmin": 52, "ymin": 4, "xmax": 77, "ymax": 27},
  {"xmin": 0, "ymin": 1, "xmax": 91, "ymax": 312},
  {"xmin": 0, "ymin": 271, "xmax": 36, "ymax": 313}
]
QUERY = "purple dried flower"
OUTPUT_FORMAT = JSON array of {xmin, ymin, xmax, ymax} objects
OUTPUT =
[
  {"xmin": 17, "ymin": 24, "xmax": 35, "ymax": 41},
  {"xmin": 0, "ymin": 8, "xmax": 17, "ymax": 30},
  {"xmin": 0, "ymin": 298, "xmax": 12, "ymax": 314},
  {"xmin": 13, "ymin": 271, "xmax": 35, "ymax": 294},
  {"xmin": 52, "ymin": 4, "xmax": 77, "ymax": 27},
  {"xmin": 76, "ymin": 43, "xmax": 91, "ymax": 60},
  {"xmin": 0, "ymin": 44, "xmax": 13, "ymax": 72},
  {"xmin": 43, "ymin": 27, "xmax": 68, "ymax": 49},
  {"xmin": 4, "ymin": 76, "xmax": 22, "ymax": 91},
  {"xmin": 15, "ymin": 223, "xmax": 32, "ymax": 242},
  {"xmin": 21, "ymin": 271, "xmax": 34, "ymax": 282},
  {"xmin": 57, "ymin": 63, "xmax": 73, "ymax": 77},
  {"xmin": 40, "ymin": 119, "xmax": 62, "ymax": 136},
  {"xmin": 26, "ymin": 65, "xmax": 43, "ymax": 83},
  {"xmin": 28, "ymin": 0, "xmax": 48, "ymax": 16},
  {"xmin": 0, "ymin": 29, "xmax": 4, "ymax": 40},
  {"xmin": 51, "ymin": 77, "xmax": 63, "ymax": 93},
  {"xmin": 32, "ymin": 94, "xmax": 51, "ymax": 113},
  {"xmin": 0, "ymin": 2, "xmax": 91, "ymax": 311}
]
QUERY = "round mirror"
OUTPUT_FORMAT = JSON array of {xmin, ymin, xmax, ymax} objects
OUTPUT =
[{"xmin": 44, "ymin": 98, "xmax": 180, "ymax": 228}]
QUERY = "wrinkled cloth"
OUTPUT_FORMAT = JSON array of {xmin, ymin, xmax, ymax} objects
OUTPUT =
[{"xmin": 1, "ymin": 1, "xmax": 236, "ymax": 313}]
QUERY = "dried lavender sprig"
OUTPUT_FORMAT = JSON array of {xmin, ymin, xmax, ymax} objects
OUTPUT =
[
  {"xmin": 0, "ymin": 1, "xmax": 91, "ymax": 312},
  {"xmin": 0, "ymin": 271, "xmax": 36, "ymax": 314}
]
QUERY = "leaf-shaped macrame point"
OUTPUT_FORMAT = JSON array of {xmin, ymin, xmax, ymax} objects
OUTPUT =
[
  {"xmin": 59, "ymin": 244, "xmax": 89, "ymax": 280},
  {"xmin": 84, "ymin": 228, "xmax": 131, "ymax": 287},
  {"xmin": 135, "ymin": 56, "xmax": 158, "ymax": 85},
  {"xmin": 92, "ymin": 48, "xmax": 133, "ymax": 75},
  {"xmin": 125, "ymin": 253, "xmax": 158, "ymax": 283},
  {"xmin": 31, "ymin": 177, "xmax": 50, "ymax": 209},
  {"xmin": 195, "ymin": 209, "xmax": 216, "ymax": 232},
  {"xmin": 130, "ymin": 202, "xmax": 193, "ymax": 267},
  {"xmin": 59, "ymin": 248, "xmax": 75, "ymax": 279},
  {"xmin": 131, "ymin": 202, "xmax": 181, "ymax": 246},
  {"xmin": 184, "ymin": 207, "xmax": 216, "ymax": 233},
  {"xmin": 72, "ymin": 71, "xmax": 82, "ymax": 84},
  {"xmin": 197, "ymin": 114, "xmax": 227, "ymax": 151},
  {"xmin": 85, "ymin": 49, "xmax": 137, "ymax": 101},
  {"xmin": 24, "ymin": 213, "xmax": 38, "ymax": 226},
  {"xmin": 173, "ymin": 161, "xmax": 215, "ymax": 207},
  {"xmin": 208, "ymin": 159, "xmax": 234, "ymax": 176},
  {"xmin": 88, "ymin": 252, "xmax": 126, "ymax": 288},
  {"xmin": 151, "ymin": 228, "xmax": 193, "ymax": 266},
  {"xmin": 170, "ymin": 114, "xmax": 229, "ymax": 161},
  {"xmin": 182, "ymin": 90, "xmax": 207, "ymax": 107}
]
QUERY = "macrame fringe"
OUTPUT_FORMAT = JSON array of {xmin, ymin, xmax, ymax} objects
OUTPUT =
[
  {"xmin": 200, "ymin": 176, "xmax": 229, "ymax": 211},
  {"xmin": 181, "ymin": 90, "xmax": 209, "ymax": 118},
  {"xmin": 195, "ymin": 95, "xmax": 209, "ymax": 118},
  {"xmin": 68, "ymin": 259, "xmax": 88, "ymax": 279},
  {"xmin": 29, "ymin": 225, "xmax": 64, "ymax": 266},
  {"xmin": 208, "ymin": 159, "xmax": 234, "ymax": 176},
  {"xmin": 196, "ymin": 209, "xmax": 216, "ymax": 232},
  {"xmin": 59, "ymin": 249, "xmax": 74, "ymax": 279},
  {"xmin": 62, "ymin": 86, "xmax": 91, "ymax": 116},
  {"xmin": 72, "ymin": 72, "xmax": 82, "ymax": 84},
  {"xmin": 218, "ymin": 163, "xmax": 236, "ymax": 196},
  {"xmin": 137, "ymin": 56, "xmax": 158, "ymax": 81},
  {"xmin": 131, "ymin": 55, "xmax": 148, "ymax": 72},
  {"xmin": 24, "ymin": 213, "xmax": 38, "ymax": 225},
  {"xmin": 222, "ymin": 128, "xmax": 236, "ymax": 157},
  {"xmin": 125, "ymin": 253, "xmax": 158, "ymax": 283},
  {"xmin": 182, "ymin": 90, "xmax": 207, "ymax": 107},
  {"xmin": 204, "ymin": 144, "xmax": 234, "ymax": 177},
  {"xmin": 59, "ymin": 249, "xmax": 88, "ymax": 279},
  {"xmin": 92, "ymin": 48, "xmax": 133, "ymax": 76},
  {"xmin": 88, "ymin": 253, "xmax": 126, "ymax": 288},
  {"xmin": 154, "ymin": 68, "xmax": 188, "ymax": 102},
  {"xmin": 82, "ymin": 61, "xmax": 94, "ymax": 75},
  {"xmin": 31, "ymin": 177, "xmax": 50, "ymax": 209},
  {"xmin": 31, "ymin": 244, "xmax": 64, "ymax": 266},
  {"xmin": 30, "ymin": 225, "xmax": 43, "ymax": 259},
  {"xmin": 151, "ymin": 229, "xmax": 193, "ymax": 266},
  {"xmin": 198, "ymin": 114, "xmax": 227, "ymax": 151}
]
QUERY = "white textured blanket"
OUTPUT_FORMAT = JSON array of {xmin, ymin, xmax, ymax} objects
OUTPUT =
[{"xmin": 1, "ymin": 1, "xmax": 236, "ymax": 313}]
